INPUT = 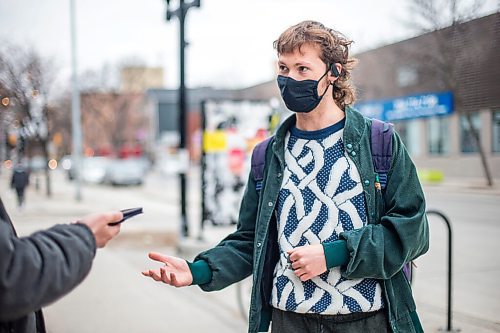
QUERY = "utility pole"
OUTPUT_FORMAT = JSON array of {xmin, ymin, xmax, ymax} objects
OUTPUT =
[
  {"xmin": 70, "ymin": 0, "xmax": 83, "ymax": 201},
  {"xmin": 165, "ymin": 0, "xmax": 200, "ymax": 238}
]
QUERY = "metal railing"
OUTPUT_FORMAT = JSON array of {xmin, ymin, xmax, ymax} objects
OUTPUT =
[{"xmin": 426, "ymin": 209, "xmax": 459, "ymax": 332}]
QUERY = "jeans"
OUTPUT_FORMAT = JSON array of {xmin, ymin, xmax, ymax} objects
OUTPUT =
[{"xmin": 271, "ymin": 308, "xmax": 391, "ymax": 333}]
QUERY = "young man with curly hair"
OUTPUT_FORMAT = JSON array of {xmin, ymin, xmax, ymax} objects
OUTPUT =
[{"xmin": 143, "ymin": 20, "xmax": 429, "ymax": 333}]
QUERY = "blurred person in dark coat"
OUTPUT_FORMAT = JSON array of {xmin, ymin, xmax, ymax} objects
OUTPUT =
[
  {"xmin": 10, "ymin": 163, "xmax": 30, "ymax": 209},
  {"xmin": 0, "ymin": 196, "xmax": 123, "ymax": 333}
]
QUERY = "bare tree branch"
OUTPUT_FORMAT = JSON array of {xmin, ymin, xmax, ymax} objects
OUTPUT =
[
  {"xmin": 0, "ymin": 43, "xmax": 59, "ymax": 195},
  {"xmin": 404, "ymin": 0, "xmax": 493, "ymax": 186}
]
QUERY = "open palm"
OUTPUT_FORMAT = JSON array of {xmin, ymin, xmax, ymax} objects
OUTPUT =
[{"xmin": 142, "ymin": 252, "xmax": 193, "ymax": 287}]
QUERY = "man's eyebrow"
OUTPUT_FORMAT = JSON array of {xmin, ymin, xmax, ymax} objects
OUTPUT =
[
  {"xmin": 295, "ymin": 61, "xmax": 313, "ymax": 66},
  {"xmin": 278, "ymin": 61, "xmax": 313, "ymax": 66}
]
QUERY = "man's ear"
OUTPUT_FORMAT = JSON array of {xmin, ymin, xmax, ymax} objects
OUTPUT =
[{"xmin": 329, "ymin": 63, "xmax": 342, "ymax": 78}]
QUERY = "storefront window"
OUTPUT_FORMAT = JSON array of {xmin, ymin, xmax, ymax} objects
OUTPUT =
[
  {"xmin": 460, "ymin": 113, "xmax": 480, "ymax": 153},
  {"xmin": 493, "ymin": 111, "xmax": 500, "ymax": 153},
  {"xmin": 394, "ymin": 120, "xmax": 420, "ymax": 156},
  {"xmin": 428, "ymin": 116, "xmax": 449, "ymax": 155},
  {"xmin": 394, "ymin": 121, "xmax": 408, "ymax": 146}
]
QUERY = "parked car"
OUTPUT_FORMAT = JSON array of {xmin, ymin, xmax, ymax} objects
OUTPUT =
[
  {"xmin": 65, "ymin": 156, "xmax": 110, "ymax": 184},
  {"xmin": 81, "ymin": 157, "xmax": 110, "ymax": 184},
  {"xmin": 104, "ymin": 158, "xmax": 147, "ymax": 186}
]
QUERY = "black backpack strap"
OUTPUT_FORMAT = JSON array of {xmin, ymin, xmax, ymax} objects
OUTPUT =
[
  {"xmin": 370, "ymin": 119, "xmax": 393, "ymax": 190},
  {"xmin": 251, "ymin": 136, "xmax": 274, "ymax": 192}
]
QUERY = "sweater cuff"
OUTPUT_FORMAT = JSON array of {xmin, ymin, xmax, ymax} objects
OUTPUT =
[
  {"xmin": 187, "ymin": 260, "xmax": 213, "ymax": 285},
  {"xmin": 323, "ymin": 240, "xmax": 349, "ymax": 269}
]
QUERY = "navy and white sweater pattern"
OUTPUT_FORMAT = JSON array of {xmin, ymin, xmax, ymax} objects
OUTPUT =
[{"xmin": 271, "ymin": 120, "xmax": 384, "ymax": 315}]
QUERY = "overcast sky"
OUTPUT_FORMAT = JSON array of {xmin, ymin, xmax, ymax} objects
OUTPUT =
[{"xmin": 0, "ymin": 0, "xmax": 498, "ymax": 90}]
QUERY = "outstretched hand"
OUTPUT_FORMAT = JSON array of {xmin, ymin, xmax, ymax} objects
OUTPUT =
[{"xmin": 142, "ymin": 252, "xmax": 193, "ymax": 287}]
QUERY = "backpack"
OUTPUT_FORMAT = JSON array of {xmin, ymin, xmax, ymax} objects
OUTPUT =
[{"xmin": 250, "ymin": 119, "xmax": 414, "ymax": 282}]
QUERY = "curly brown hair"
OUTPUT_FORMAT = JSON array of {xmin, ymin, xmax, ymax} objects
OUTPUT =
[{"xmin": 274, "ymin": 20, "xmax": 358, "ymax": 109}]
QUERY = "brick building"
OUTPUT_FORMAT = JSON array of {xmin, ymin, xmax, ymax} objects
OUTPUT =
[{"xmin": 352, "ymin": 12, "xmax": 500, "ymax": 181}]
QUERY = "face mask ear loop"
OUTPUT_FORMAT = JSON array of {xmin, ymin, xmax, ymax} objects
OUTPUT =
[{"xmin": 318, "ymin": 68, "xmax": 331, "ymax": 99}]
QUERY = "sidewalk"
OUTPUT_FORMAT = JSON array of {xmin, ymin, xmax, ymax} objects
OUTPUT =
[
  {"xmin": 421, "ymin": 176, "xmax": 500, "ymax": 196},
  {"xmin": 1, "ymin": 169, "xmax": 499, "ymax": 332},
  {"xmin": 0, "ymin": 169, "xmax": 246, "ymax": 333}
]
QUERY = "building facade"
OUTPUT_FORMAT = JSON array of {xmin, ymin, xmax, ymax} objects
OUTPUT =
[
  {"xmin": 120, "ymin": 66, "xmax": 165, "ymax": 93},
  {"xmin": 352, "ymin": 12, "xmax": 500, "ymax": 181},
  {"xmin": 145, "ymin": 13, "xmax": 499, "ymax": 182}
]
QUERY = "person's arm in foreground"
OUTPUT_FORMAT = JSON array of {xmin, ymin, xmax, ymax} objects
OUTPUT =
[{"xmin": 0, "ymin": 211, "xmax": 123, "ymax": 321}]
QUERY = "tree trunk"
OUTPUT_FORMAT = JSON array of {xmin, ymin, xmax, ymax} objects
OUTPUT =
[
  {"xmin": 465, "ymin": 113, "xmax": 493, "ymax": 186},
  {"xmin": 41, "ymin": 138, "xmax": 52, "ymax": 196}
]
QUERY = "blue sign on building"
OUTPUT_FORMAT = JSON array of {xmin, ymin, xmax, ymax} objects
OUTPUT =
[{"xmin": 355, "ymin": 91, "xmax": 454, "ymax": 121}]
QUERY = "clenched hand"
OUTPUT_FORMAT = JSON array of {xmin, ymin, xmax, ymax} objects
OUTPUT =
[{"xmin": 288, "ymin": 244, "xmax": 327, "ymax": 282}]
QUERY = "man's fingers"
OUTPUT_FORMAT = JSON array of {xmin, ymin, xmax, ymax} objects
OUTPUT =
[
  {"xmin": 112, "ymin": 211, "xmax": 123, "ymax": 222},
  {"xmin": 294, "ymin": 268, "xmax": 306, "ymax": 277},
  {"xmin": 109, "ymin": 224, "xmax": 121, "ymax": 235},
  {"xmin": 291, "ymin": 261, "xmax": 302, "ymax": 270},
  {"xmin": 105, "ymin": 211, "xmax": 123, "ymax": 224},
  {"xmin": 160, "ymin": 267, "xmax": 172, "ymax": 285},
  {"xmin": 160, "ymin": 267, "xmax": 167, "ymax": 282},
  {"xmin": 141, "ymin": 268, "xmax": 174, "ymax": 285},
  {"xmin": 148, "ymin": 252, "xmax": 173, "ymax": 264},
  {"xmin": 300, "ymin": 274, "xmax": 311, "ymax": 282},
  {"xmin": 170, "ymin": 273, "xmax": 179, "ymax": 287},
  {"xmin": 149, "ymin": 269, "xmax": 162, "ymax": 281},
  {"xmin": 288, "ymin": 251, "xmax": 301, "ymax": 263}
]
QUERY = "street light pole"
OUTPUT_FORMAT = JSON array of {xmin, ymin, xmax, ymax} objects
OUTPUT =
[
  {"xmin": 165, "ymin": 0, "xmax": 200, "ymax": 238},
  {"xmin": 70, "ymin": 0, "xmax": 83, "ymax": 201}
]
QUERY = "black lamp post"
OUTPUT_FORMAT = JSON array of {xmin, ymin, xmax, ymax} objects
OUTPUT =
[{"xmin": 165, "ymin": 0, "xmax": 200, "ymax": 238}]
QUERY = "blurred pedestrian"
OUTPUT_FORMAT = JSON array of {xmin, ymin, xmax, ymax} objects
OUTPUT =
[
  {"xmin": 143, "ymin": 20, "xmax": 429, "ymax": 333},
  {"xmin": 10, "ymin": 162, "xmax": 30, "ymax": 209},
  {"xmin": 0, "ymin": 196, "xmax": 123, "ymax": 333}
]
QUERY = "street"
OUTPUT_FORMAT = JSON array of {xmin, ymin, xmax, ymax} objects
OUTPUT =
[{"xmin": 1, "ymin": 168, "xmax": 499, "ymax": 332}]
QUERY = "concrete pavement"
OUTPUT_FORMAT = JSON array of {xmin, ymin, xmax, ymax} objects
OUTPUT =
[{"xmin": 1, "ymin": 168, "xmax": 499, "ymax": 332}]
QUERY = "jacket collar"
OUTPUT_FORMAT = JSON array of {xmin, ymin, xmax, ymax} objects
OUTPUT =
[
  {"xmin": 273, "ymin": 105, "xmax": 366, "ymax": 150},
  {"xmin": 271, "ymin": 112, "xmax": 294, "ymax": 168},
  {"xmin": 343, "ymin": 105, "xmax": 366, "ymax": 147}
]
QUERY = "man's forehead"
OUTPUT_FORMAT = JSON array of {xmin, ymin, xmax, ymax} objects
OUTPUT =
[{"xmin": 278, "ymin": 44, "xmax": 322, "ymax": 62}]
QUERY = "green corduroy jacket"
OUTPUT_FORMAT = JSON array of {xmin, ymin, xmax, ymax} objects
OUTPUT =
[{"xmin": 189, "ymin": 106, "xmax": 429, "ymax": 333}]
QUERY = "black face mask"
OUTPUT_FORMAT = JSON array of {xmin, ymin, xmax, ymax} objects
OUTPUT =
[{"xmin": 277, "ymin": 69, "xmax": 330, "ymax": 113}]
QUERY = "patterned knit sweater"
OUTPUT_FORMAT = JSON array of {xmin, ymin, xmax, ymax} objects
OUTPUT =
[{"xmin": 271, "ymin": 119, "xmax": 384, "ymax": 315}]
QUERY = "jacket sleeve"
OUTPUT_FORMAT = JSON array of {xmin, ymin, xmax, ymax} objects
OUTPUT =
[
  {"xmin": 190, "ymin": 172, "xmax": 258, "ymax": 292},
  {"xmin": 0, "ymin": 221, "xmax": 96, "ymax": 321},
  {"xmin": 328, "ymin": 131, "xmax": 429, "ymax": 280}
]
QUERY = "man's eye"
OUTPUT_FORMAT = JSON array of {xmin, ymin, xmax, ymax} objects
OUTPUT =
[
  {"xmin": 279, "ymin": 65, "xmax": 288, "ymax": 72},
  {"xmin": 299, "ymin": 66, "xmax": 308, "ymax": 72}
]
